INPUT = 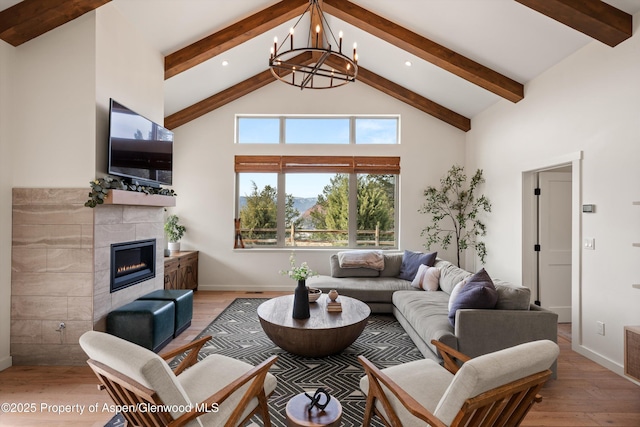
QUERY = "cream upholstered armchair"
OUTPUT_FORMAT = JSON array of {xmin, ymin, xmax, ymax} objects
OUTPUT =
[
  {"xmin": 359, "ymin": 339, "xmax": 559, "ymax": 427},
  {"xmin": 79, "ymin": 331, "xmax": 278, "ymax": 427}
]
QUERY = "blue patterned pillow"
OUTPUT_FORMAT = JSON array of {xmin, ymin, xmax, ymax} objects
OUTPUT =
[
  {"xmin": 448, "ymin": 268, "xmax": 498, "ymax": 326},
  {"xmin": 397, "ymin": 250, "xmax": 437, "ymax": 281}
]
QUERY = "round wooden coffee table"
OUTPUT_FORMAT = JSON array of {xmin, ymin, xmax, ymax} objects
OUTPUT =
[
  {"xmin": 285, "ymin": 392, "xmax": 342, "ymax": 427},
  {"xmin": 257, "ymin": 294, "xmax": 370, "ymax": 357}
]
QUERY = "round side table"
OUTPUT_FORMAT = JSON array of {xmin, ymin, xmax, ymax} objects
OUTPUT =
[{"xmin": 285, "ymin": 392, "xmax": 342, "ymax": 427}]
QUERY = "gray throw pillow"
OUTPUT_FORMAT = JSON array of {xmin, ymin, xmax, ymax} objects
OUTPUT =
[
  {"xmin": 448, "ymin": 268, "xmax": 498, "ymax": 326},
  {"xmin": 397, "ymin": 250, "xmax": 437, "ymax": 281}
]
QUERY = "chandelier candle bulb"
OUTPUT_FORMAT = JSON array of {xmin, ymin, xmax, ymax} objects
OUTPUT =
[
  {"xmin": 316, "ymin": 24, "xmax": 320, "ymax": 47},
  {"xmin": 339, "ymin": 31, "xmax": 343, "ymax": 52},
  {"xmin": 273, "ymin": 37, "xmax": 278, "ymax": 55},
  {"xmin": 290, "ymin": 27, "xmax": 294, "ymax": 50}
]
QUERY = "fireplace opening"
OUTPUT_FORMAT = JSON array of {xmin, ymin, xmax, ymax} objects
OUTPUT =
[{"xmin": 110, "ymin": 239, "xmax": 156, "ymax": 293}]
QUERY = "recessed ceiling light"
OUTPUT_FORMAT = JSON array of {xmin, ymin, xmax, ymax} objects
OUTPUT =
[
  {"xmin": 405, "ymin": 61, "xmax": 412, "ymax": 67},
  {"xmin": 222, "ymin": 60, "xmax": 229, "ymax": 66}
]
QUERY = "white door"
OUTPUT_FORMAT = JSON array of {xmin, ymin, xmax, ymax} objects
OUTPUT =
[{"xmin": 538, "ymin": 171, "xmax": 572, "ymax": 322}]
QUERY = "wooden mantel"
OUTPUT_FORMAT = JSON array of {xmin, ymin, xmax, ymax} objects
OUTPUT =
[{"xmin": 103, "ymin": 189, "xmax": 176, "ymax": 207}]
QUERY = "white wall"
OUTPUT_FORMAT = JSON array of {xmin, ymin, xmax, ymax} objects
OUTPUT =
[
  {"xmin": 95, "ymin": 4, "xmax": 165, "ymax": 177},
  {"xmin": 466, "ymin": 18, "xmax": 640, "ymax": 378},
  {"xmin": 172, "ymin": 81, "xmax": 466, "ymax": 290},
  {"xmin": 0, "ymin": 39, "xmax": 14, "ymax": 370},
  {"xmin": 11, "ymin": 14, "xmax": 97, "ymax": 187}
]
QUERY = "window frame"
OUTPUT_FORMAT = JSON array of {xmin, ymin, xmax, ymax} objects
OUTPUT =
[
  {"xmin": 236, "ymin": 115, "xmax": 400, "ymax": 145},
  {"xmin": 235, "ymin": 156, "xmax": 400, "ymax": 249}
]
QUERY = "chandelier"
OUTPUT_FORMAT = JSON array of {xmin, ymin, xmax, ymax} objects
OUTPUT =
[{"xmin": 269, "ymin": 0, "xmax": 358, "ymax": 90}]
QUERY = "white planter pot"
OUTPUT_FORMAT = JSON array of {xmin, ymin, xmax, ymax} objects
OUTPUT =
[{"xmin": 168, "ymin": 242, "xmax": 181, "ymax": 253}]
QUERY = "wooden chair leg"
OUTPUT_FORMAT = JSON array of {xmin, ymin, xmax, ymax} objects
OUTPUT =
[
  {"xmin": 258, "ymin": 390, "xmax": 272, "ymax": 427},
  {"xmin": 362, "ymin": 393, "xmax": 376, "ymax": 427}
]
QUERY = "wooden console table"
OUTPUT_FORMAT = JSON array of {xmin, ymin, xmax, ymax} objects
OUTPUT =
[{"xmin": 164, "ymin": 251, "xmax": 198, "ymax": 290}]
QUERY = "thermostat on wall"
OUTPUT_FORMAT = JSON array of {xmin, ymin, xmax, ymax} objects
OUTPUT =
[{"xmin": 582, "ymin": 204, "xmax": 595, "ymax": 213}]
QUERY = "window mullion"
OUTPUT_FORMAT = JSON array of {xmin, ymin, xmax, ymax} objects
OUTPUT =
[
  {"xmin": 277, "ymin": 173, "xmax": 286, "ymax": 247},
  {"xmin": 348, "ymin": 173, "xmax": 358, "ymax": 247},
  {"xmin": 350, "ymin": 116, "xmax": 355, "ymax": 144}
]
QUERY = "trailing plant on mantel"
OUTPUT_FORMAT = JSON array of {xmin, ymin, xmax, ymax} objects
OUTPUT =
[
  {"xmin": 84, "ymin": 176, "xmax": 176, "ymax": 208},
  {"xmin": 419, "ymin": 165, "xmax": 491, "ymax": 267}
]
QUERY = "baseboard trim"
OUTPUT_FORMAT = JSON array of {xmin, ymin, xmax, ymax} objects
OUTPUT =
[
  {"xmin": 197, "ymin": 283, "xmax": 293, "ymax": 292},
  {"xmin": 0, "ymin": 354, "xmax": 12, "ymax": 371},
  {"xmin": 573, "ymin": 342, "xmax": 639, "ymax": 385}
]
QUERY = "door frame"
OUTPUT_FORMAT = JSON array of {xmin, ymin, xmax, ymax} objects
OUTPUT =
[{"xmin": 522, "ymin": 151, "xmax": 582, "ymax": 347}]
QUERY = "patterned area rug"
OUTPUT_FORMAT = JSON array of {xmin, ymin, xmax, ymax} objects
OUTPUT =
[{"xmin": 182, "ymin": 298, "xmax": 423, "ymax": 427}]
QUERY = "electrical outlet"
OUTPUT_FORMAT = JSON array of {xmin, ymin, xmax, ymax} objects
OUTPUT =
[{"xmin": 596, "ymin": 321, "xmax": 605, "ymax": 336}]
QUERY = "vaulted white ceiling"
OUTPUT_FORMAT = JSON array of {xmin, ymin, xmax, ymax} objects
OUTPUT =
[{"xmin": 1, "ymin": 0, "xmax": 638, "ymax": 130}]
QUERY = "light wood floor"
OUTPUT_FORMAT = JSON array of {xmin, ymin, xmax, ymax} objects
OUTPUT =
[{"xmin": 0, "ymin": 291, "xmax": 639, "ymax": 427}]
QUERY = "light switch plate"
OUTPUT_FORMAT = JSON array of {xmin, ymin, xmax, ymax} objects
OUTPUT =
[{"xmin": 584, "ymin": 238, "xmax": 595, "ymax": 250}]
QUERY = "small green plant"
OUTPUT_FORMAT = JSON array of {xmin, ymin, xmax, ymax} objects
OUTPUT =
[
  {"xmin": 280, "ymin": 253, "xmax": 317, "ymax": 281},
  {"xmin": 419, "ymin": 165, "xmax": 491, "ymax": 267},
  {"xmin": 164, "ymin": 214, "xmax": 186, "ymax": 243}
]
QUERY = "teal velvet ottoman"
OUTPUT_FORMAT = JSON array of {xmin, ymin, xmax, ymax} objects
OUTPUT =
[
  {"xmin": 138, "ymin": 289, "xmax": 193, "ymax": 337},
  {"xmin": 106, "ymin": 299, "xmax": 175, "ymax": 352}
]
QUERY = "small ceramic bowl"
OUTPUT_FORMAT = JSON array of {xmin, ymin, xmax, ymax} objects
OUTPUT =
[{"xmin": 308, "ymin": 287, "xmax": 322, "ymax": 303}]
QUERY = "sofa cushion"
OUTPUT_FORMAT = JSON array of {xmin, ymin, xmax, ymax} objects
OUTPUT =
[
  {"xmin": 393, "ymin": 290, "xmax": 453, "ymax": 355},
  {"xmin": 435, "ymin": 260, "xmax": 472, "ymax": 295},
  {"xmin": 494, "ymin": 280, "xmax": 531, "ymax": 310},
  {"xmin": 398, "ymin": 250, "xmax": 437, "ymax": 281},
  {"xmin": 380, "ymin": 252, "xmax": 404, "ymax": 277},
  {"xmin": 330, "ymin": 254, "xmax": 380, "ymax": 278},
  {"xmin": 411, "ymin": 265, "xmax": 440, "ymax": 291},
  {"xmin": 448, "ymin": 269, "xmax": 498, "ymax": 326}
]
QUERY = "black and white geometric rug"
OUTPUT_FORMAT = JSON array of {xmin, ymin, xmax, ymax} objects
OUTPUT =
[{"xmin": 177, "ymin": 298, "xmax": 424, "ymax": 427}]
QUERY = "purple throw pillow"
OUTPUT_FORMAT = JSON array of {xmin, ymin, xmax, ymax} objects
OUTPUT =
[
  {"xmin": 448, "ymin": 268, "xmax": 498, "ymax": 326},
  {"xmin": 397, "ymin": 250, "xmax": 437, "ymax": 281}
]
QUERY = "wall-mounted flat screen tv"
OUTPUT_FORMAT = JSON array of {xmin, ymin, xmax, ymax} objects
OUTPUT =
[{"xmin": 108, "ymin": 99, "xmax": 173, "ymax": 187}]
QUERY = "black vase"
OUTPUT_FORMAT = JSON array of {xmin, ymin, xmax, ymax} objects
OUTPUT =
[{"xmin": 292, "ymin": 279, "xmax": 310, "ymax": 319}]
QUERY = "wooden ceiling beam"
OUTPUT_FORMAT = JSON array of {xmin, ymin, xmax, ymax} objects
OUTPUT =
[
  {"xmin": 515, "ymin": 0, "xmax": 632, "ymax": 47},
  {"xmin": 322, "ymin": 0, "xmax": 524, "ymax": 103},
  {"xmin": 346, "ymin": 63, "xmax": 471, "ymax": 132},
  {"xmin": 165, "ymin": 0, "xmax": 308, "ymax": 79},
  {"xmin": 0, "ymin": 0, "xmax": 111, "ymax": 46}
]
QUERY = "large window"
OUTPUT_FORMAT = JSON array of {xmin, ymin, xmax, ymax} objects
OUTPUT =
[
  {"xmin": 236, "ymin": 156, "xmax": 399, "ymax": 248},
  {"xmin": 235, "ymin": 115, "xmax": 399, "ymax": 249}
]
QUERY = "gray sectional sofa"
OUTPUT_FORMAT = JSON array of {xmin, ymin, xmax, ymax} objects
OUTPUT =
[{"xmin": 306, "ymin": 252, "xmax": 559, "ymax": 377}]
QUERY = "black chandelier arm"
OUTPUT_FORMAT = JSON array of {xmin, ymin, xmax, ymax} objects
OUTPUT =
[{"xmin": 300, "ymin": 50, "xmax": 330, "ymax": 88}]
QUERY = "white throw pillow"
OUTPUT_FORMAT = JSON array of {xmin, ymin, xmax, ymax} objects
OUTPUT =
[
  {"xmin": 411, "ymin": 265, "xmax": 441, "ymax": 291},
  {"xmin": 448, "ymin": 279, "xmax": 467, "ymax": 312},
  {"xmin": 421, "ymin": 266, "xmax": 441, "ymax": 291}
]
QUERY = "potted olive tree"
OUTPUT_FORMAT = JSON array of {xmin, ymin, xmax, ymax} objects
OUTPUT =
[
  {"xmin": 164, "ymin": 214, "xmax": 186, "ymax": 254},
  {"xmin": 419, "ymin": 165, "xmax": 491, "ymax": 267}
]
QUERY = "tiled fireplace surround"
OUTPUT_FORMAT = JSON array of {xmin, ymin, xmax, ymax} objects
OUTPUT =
[{"xmin": 11, "ymin": 188, "xmax": 165, "ymax": 365}]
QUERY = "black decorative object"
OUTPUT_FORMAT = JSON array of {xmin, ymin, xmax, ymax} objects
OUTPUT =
[
  {"xmin": 292, "ymin": 280, "xmax": 310, "ymax": 319},
  {"xmin": 305, "ymin": 388, "xmax": 331, "ymax": 411}
]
